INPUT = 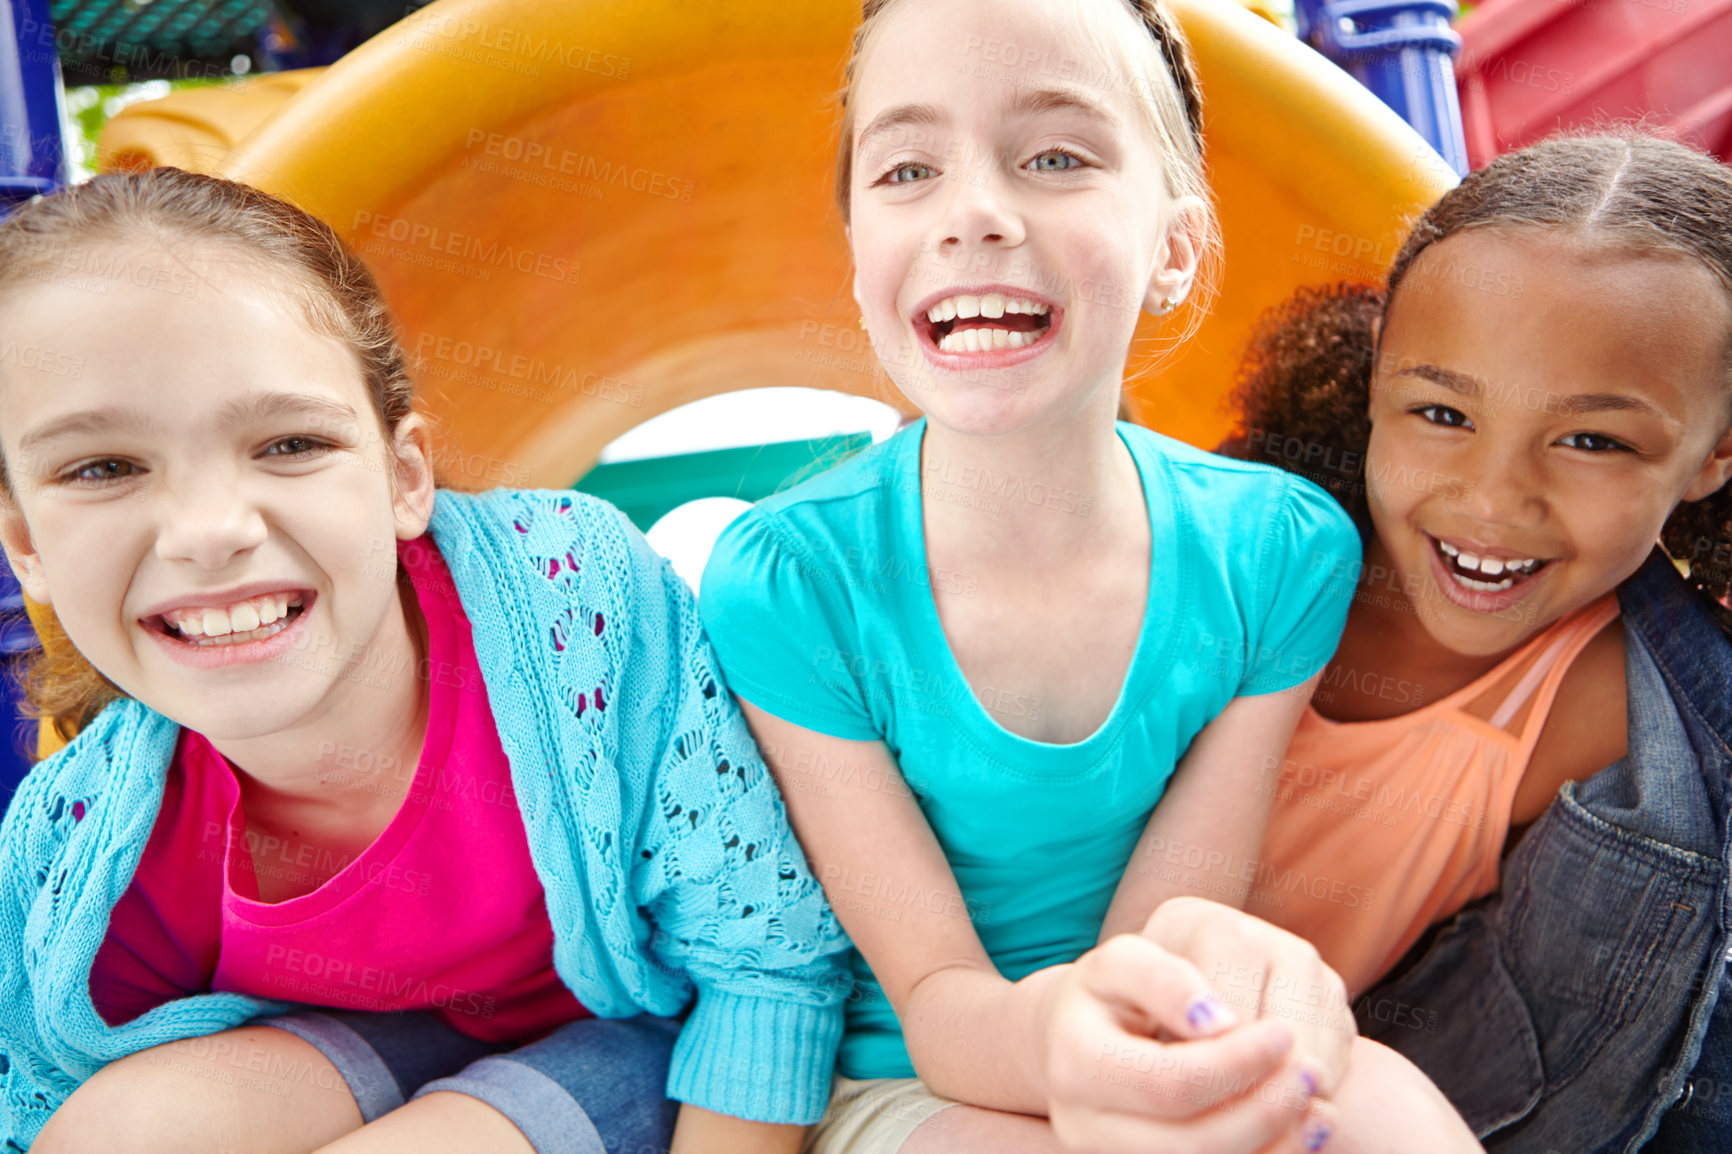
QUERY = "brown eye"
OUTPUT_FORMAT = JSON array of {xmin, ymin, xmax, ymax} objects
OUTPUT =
[
  {"xmin": 68, "ymin": 460, "xmax": 139, "ymax": 483},
  {"xmin": 1559, "ymin": 432, "xmax": 1631, "ymax": 454},
  {"xmin": 1414, "ymin": 404, "xmax": 1472, "ymax": 429},
  {"xmin": 263, "ymin": 436, "xmax": 329, "ymax": 458}
]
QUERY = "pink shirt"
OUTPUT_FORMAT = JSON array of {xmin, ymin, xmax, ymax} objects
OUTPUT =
[{"xmin": 89, "ymin": 537, "xmax": 589, "ymax": 1043}]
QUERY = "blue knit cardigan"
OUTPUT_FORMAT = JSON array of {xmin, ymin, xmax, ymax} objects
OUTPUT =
[{"xmin": 0, "ymin": 488, "xmax": 851, "ymax": 1148}]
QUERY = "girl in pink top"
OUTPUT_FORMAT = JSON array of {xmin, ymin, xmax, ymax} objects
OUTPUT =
[
  {"xmin": 1223, "ymin": 132, "xmax": 1732, "ymax": 997},
  {"xmin": 0, "ymin": 167, "xmax": 853, "ymax": 1154}
]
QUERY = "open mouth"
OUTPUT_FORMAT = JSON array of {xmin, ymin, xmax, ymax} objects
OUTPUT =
[
  {"xmin": 1430, "ymin": 535, "xmax": 1550, "ymax": 593},
  {"xmin": 918, "ymin": 291, "xmax": 1054, "ymax": 354},
  {"xmin": 147, "ymin": 592, "xmax": 310, "ymax": 648}
]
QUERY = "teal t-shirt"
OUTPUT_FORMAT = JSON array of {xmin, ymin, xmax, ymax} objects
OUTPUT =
[{"xmin": 698, "ymin": 419, "xmax": 1362, "ymax": 1079}]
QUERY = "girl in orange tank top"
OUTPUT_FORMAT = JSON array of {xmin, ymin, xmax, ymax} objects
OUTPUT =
[{"xmin": 1223, "ymin": 174, "xmax": 1732, "ymax": 996}]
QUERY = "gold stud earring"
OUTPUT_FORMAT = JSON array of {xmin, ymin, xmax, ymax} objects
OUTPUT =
[{"xmin": 858, "ymin": 315, "xmax": 869, "ymax": 330}]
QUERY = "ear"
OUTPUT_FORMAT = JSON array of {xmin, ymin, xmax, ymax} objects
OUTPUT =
[
  {"xmin": 1681, "ymin": 420, "xmax": 1732, "ymax": 503},
  {"xmin": 388, "ymin": 412, "xmax": 438, "ymax": 539},
  {"xmin": 0, "ymin": 496, "xmax": 50, "ymax": 605},
  {"xmin": 1143, "ymin": 195, "xmax": 1204, "ymax": 318}
]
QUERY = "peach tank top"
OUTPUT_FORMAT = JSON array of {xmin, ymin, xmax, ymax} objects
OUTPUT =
[{"xmin": 1252, "ymin": 594, "xmax": 1621, "ymax": 996}]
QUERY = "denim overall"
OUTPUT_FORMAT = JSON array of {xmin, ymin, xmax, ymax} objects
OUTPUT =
[{"xmin": 1359, "ymin": 548, "xmax": 1732, "ymax": 1153}]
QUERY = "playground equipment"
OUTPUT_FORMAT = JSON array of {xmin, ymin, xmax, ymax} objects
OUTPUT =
[
  {"xmin": 1454, "ymin": 0, "xmax": 1732, "ymax": 169},
  {"xmin": 97, "ymin": 68, "xmax": 318, "ymax": 171},
  {"xmin": 206, "ymin": 0, "xmax": 1452, "ymax": 482},
  {"xmin": 1, "ymin": 0, "xmax": 68, "ymax": 207},
  {"xmin": 1295, "ymin": 0, "xmax": 1468, "ymax": 174}
]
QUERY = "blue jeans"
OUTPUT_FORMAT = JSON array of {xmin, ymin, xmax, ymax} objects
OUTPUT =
[{"xmin": 254, "ymin": 1009, "xmax": 681, "ymax": 1154}]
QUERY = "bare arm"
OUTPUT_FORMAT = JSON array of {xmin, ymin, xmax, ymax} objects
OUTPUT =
[
  {"xmin": 739, "ymin": 697, "xmax": 1061, "ymax": 1114},
  {"xmin": 1098, "ymin": 675, "xmax": 1319, "ymax": 941},
  {"xmin": 669, "ymin": 1105, "xmax": 805, "ymax": 1154}
]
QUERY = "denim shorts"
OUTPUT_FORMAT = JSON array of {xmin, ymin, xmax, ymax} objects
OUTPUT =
[{"xmin": 253, "ymin": 1008, "xmax": 681, "ymax": 1154}]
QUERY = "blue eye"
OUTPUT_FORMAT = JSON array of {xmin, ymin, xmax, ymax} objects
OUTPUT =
[
  {"xmin": 1414, "ymin": 404, "xmax": 1473, "ymax": 429},
  {"xmin": 1028, "ymin": 150, "xmax": 1083, "ymax": 172},
  {"xmin": 1558, "ymin": 432, "xmax": 1631, "ymax": 453},
  {"xmin": 883, "ymin": 162, "xmax": 936, "ymax": 185}
]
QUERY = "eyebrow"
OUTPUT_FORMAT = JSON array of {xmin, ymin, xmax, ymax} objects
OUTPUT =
[
  {"xmin": 1394, "ymin": 364, "xmax": 1672, "ymax": 420},
  {"xmin": 856, "ymin": 103, "xmax": 946, "ymax": 152},
  {"xmin": 16, "ymin": 391, "xmax": 362, "ymax": 459},
  {"xmin": 1007, "ymin": 86, "xmax": 1122, "ymax": 129},
  {"xmin": 854, "ymin": 87, "xmax": 1121, "ymax": 153}
]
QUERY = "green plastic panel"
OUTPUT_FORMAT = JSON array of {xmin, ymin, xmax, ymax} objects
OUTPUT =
[{"xmin": 573, "ymin": 434, "xmax": 871, "ymax": 533}]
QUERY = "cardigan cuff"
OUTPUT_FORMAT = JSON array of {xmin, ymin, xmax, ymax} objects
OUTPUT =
[{"xmin": 665, "ymin": 989, "xmax": 843, "ymax": 1124}]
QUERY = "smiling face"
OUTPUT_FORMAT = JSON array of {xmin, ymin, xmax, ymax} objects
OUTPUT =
[
  {"xmin": 845, "ymin": 0, "xmax": 1203, "ymax": 435},
  {"xmin": 1366, "ymin": 227, "xmax": 1732, "ymax": 656},
  {"xmin": 0, "ymin": 242, "xmax": 434, "ymax": 740}
]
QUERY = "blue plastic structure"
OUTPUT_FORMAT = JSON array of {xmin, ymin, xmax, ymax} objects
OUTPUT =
[
  {"xmin": 0, "ymin": 564, "xmax": 36, "ymax": 807},
  {"xmin": 1295, "ymin": 0, "xmax": 1469, "ymax": 176},
  {"xmin": 0, "ymin": 0, "xmax": 65, "ymax": 211}
]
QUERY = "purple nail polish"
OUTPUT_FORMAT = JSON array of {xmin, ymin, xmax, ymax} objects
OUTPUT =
[
  {"xmin": 1300, "ymin": 1069, "xmax": 1319, "ymax": 1101},
  {"xmin": 1303, "ymin": 1121, "xmax": 1332, "ymax": 1152},
  {"xmin": 1186, "ymin": 997, "xmax": 1221, "ymax": 1029}
]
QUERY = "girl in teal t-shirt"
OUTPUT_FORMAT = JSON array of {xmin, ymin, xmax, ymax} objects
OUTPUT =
[{"xmin": 700, "ymin": 0, "xmax": 1364, "ymax": 1150}]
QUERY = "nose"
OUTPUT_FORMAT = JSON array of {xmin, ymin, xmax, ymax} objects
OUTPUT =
[
  {"xmin": 1447, "ymin": 437, "xmax": 1548, "ymax": 529},
  {"xmin": 151, "ymin": 466, "xmax": 269, "ymax": 570},
  {"xmin": 929, "ymin": 158, "xmax": 1026, "ymax": 260}
]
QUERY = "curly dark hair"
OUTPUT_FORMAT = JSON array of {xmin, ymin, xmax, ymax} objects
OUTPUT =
[{"xmin": 1222, "ymin": 132, "xmax": 1732, "ymax": 619}]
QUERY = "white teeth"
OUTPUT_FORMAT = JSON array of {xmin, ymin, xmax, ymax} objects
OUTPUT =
[
  {"xmin": 937, "ymin": 328, "xmax": 1036, "ymax": 353},
  {"xmin": 162, "ymin": 593, "xmax": 302, "ymax": 640},
  {"xmin": 1434, "ymin": 538, "xmax": 1543, "ymax": 580},
  {"xmin": 1452, "ymin": 573, "xmax": 1518, "ymax": 593},
  {"xmin": 924, "ymin": 295, "xmax": 1049, "ymax": 323}
]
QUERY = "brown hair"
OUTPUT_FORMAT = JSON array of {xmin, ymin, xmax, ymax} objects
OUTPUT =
[
  {"xmin": 833, "ymin": 0, "xmax": 1221, "ymax": 341},
  {"xmin": 0, "ymin": 166, "xmax": 422, "ymax": 741},
  {"xmin": 1223, "ymin": 132, "xmax": 1732, "ymax": 618}
]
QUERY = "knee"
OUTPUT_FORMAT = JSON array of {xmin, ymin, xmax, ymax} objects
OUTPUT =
[
  {"xmin": 33, "ymin": 1041, "xmax": 193, "ymax": 1154},
  {"xmin": 34, "ymin": 1025, "xmax": 355, "ymax": 1154}
]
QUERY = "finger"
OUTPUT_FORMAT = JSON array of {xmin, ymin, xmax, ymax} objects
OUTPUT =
[
  {"xmin": 1257, "ymin": 969, "xmax": 1355, "ymax": 1095},
  {"xmin": 1254, "ymin": 1097, "xmax": 1338, "ymax": 1154},
  {"xmin": 1052, "ymin": 1007, "xmax": 1296, "ymax": 1119},
  {"xmin": 1181, "ymin": 923, "xmax": 1355, "ymax": 1094},
  {"xmin": 1078, "ymin": 932, "xmax": 1241, "ymax": 1040},
  {"xmin": 1054, "ymin": 1061, "xmax": 1321, "ymax": 1154}
]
